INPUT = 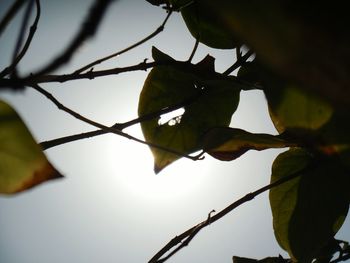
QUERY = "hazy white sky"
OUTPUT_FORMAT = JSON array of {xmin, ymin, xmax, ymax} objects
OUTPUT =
[{"xmin": 0, "ymin": 1, "xmax": 349, "ymax": 263}]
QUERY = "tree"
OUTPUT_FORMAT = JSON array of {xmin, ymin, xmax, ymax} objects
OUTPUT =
[{"xmin": 0, "ymin": 0, "xmax": 349, "ymax": 262}]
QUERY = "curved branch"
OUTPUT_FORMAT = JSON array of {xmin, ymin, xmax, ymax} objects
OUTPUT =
[
  {"xmin": 187, "ymin": 38, "xmax": 199, "ymax": 63},
  {"xmin": 30, "ymin": 0, "xmax": 116, "ymax": 77},
  {"xmin": 0, "ymin": 0, "xmax": 41, "ymax": 78},
  {"xmin": 0, "ymin": 0, "xmax": 26, "ymax": 37},
  {"xmin": 148, "ymin": 168, "xmax": 303, "ymax": 263},
  {"xmin": 73, "ymin": 9, "xmax": 173, "ymax": 74}
]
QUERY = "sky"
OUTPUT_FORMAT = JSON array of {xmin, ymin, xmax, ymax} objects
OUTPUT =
[{"xmin": 0, "ymin": 1, "xmax": 349, "ymax": 263}]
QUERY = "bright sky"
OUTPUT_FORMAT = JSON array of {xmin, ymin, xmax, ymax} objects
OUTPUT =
[{"xmin": 0, "ymin": 1, "xmax": 349, "ymax": 263}]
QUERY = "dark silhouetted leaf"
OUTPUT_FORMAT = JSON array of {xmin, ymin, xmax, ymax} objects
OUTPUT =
[
  {"xmin": 203, "ymin": 127, "xmax": 291, "ymax": 161},
  {"xmin": 138, "ymin": 48, "xmax": 240, "ymax": 172},
  {"xmin": 0, "ymin": 100, "xmax": 62, "ymax": 194},
  {"xmin": 269, "ymin": 148, "xmax": 349, "ymax": 262},
  {"xmin": 196, "ymin": 1, "xmax": 350, "ymax": 108},
  {"xmin": 181, "ymin": 1, "xmax": 237, "ymax": 49}
]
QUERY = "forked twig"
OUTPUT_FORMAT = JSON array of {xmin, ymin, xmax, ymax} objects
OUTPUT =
[
  {"xmin": 148, "ymin": 168, "xmax": 303, "ymax": 262},
  {"xmin": 73, "ymin": 9, "xmax": 173, "ymax": 74},
  {"xmin": 0, "ymin": 0, "xmax": 41, "ymax": 78},
  {"xmin": 40, "ymin": 90, "xmax": 203, "ymax": 149},
  {"xmin": 31, "ymin": 84, "xmax": 200, "ymax": 161},
  {"xmin": 30, "ymin": 0, "xmax": 116, "ymax": 77}
]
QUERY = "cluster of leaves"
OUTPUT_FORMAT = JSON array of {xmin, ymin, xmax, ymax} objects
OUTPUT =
[
  {"xmin": 142, "ymin": 1, "xmax": 350, "ymax": 262},
  {"xmin": 0, "ymin": 0, "xmax": 349, "ymax": 262}
]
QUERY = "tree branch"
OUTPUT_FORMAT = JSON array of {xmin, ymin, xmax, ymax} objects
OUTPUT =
[
  {"xmin": 73, "ymin": 9, "xmax": 173, "ymax": 74},
  {"xmin": 29, "ymin": 0, "xmax": 116, "ymax": 77},
  {"xmin": 31, "ymin": 84, "xmax": 201, "ymax": 161},
  {"xmin": 0, "ymin": 61, "xmax": 157, "ymax": 89},
  {"xmin": 0, "ymin": 0, "xmax": 40, "ymax": 78},
  {"xmin": 40, "ymin": 90, "xmax": 202, "ymax": 149},
  {"xmin": 0, "ymin": 0, "xmax": 26, "ymax": 37},
  {"xmin": 148, "ymin": 168, "xmax": 303, "ymax": 263}
]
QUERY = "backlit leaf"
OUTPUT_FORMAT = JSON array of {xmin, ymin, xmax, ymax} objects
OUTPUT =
[
  {"xmin": 269, "ymin": 148, "xmax": 349, "ymax": 262},
  {"xmin": 0, "ymin": 100, "xmax": 62, "ymax": 194},
  {"xmin": 138, "ymin": 48, "xmax": 240, "ymax": 173},
  {"xmin": 203, "ymin": 127, "xmax": 291, "ymax": 161}
]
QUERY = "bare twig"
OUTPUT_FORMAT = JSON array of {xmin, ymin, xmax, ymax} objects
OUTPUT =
[
  {"xmin": 0, "ymin": 0, "xmax": 26, "ymax": 37},
  {"xmin": 148, "ymin": 168, "xmax": 303, "ymax": 262},
  {"xmin": 73, "ymin": 9, "xmax": 173, "ymax": 74},
  {"xmin": 31, "ymin": 84, "xmax": 200, "ymax": 161},
  {"xmin": 0, "ymin": 61, "xmax": 157, "ymax": 89},
  {"xmin": 0, "ymin": 0, "xmax": 40, "ymax": 78},
  {"xmin": 223, "ymin": 49, "xmax": 254, "ymax": 76},
  {"xmin": 30, "ymin": 0, "xmax": 116, "ymax": 77},
  {"xmin": 40, "ymin": 90, "xmax": 203, "ymax": 149}
]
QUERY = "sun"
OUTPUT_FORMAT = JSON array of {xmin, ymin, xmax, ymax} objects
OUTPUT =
[{"xmin": 103, "ymin": 125, "xmax": 211, "ymax": 203}]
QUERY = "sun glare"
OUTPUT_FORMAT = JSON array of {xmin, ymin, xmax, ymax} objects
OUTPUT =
[{"xmin": 105, "ymin": 126, "xmax": 209, "ymax": 203}]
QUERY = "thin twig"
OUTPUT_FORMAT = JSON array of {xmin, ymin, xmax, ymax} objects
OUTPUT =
[
  {"xmin": 11, "ymin": 0, "xmax": 35, "ymax": 72},
  {"xmin": 148, "ymin": 168, "xmax": 304, "ymax": 262},
  {"xmin": 73, "ymin": 9, "xmax": 173, "ymax": 74},
  {"xmin": 0, "ymin": 61, "xmax": 157, "ymax": 88},
  {"xmin": 40, "ymin": 90, "xmax": 202, "ymax": 149},
  {"xmin": 0, "ymin": 0, "xmax": 40, "ymax": 78},
  {"xmin": 187, "ymin": 38, "xmax": 199, "ymax": 63},
  {"xmin": 223, "ymin": 49, "xmax": 254, "ymax": 76},
  {"xmin": 30, "ymin": 0, "xmax": 116, "ymax": 77},
  {"xmin": 0, "ymin": 0, "xmax": 27, "ymax": 37},
  {"xmin": 31, "ymin": 84, "xmax": 200, "ymax": 161}
]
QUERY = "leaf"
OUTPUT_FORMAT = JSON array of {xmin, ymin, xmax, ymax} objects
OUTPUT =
[
  {"xmin": 138, "ymin": 48, "xmax": 240, "ymax": 173},
  {"xmin": 269, "ymin": 148, "xmax": 349, "ymax": 262},
  {"xmin": 195, "ymin": 1, "xmax": 350, "ymax": 108},
  {"xmin": 203, "ymin": 127, "xmax": 291, "ymax": 161},
  {"xmin": 152, "ymin": 46, "xmax": 174, "ymax": 62},
  {"xmin": 0, "ymin": 100, "xmax": 62, "ymax": 194},
  {"xmin": 180, "ymin": 1, "xmax": 237, "ymax": 49},
  {"xmin": 258, "ymin": 67, "xmax": 333, "ymax": 134}
]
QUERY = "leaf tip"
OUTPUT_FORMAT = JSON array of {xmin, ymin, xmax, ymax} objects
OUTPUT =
[
  {"xmin": 16, "ymin": 163, "xmax": 64, "ymax": 194},
  {"xmin": 152, "ymin": 46, "xmax": 174, "ymax": 62}
]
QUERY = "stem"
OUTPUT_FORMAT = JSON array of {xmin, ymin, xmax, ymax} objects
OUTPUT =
[
  {"xmin": 187, "ymin": 38, "xmax": 199, "ymax": 63},
  {"xmin": 73, "ymin": 10, "xmax": 173, "ymax": 74},
  {"xmin": 40, "ymin": 91, "xmax": 202, "ymax": 149},
  {"xmin": 30, "ymin": 0, "xmax": 116, "ymax": 77},
  {"xmin": 223, "ymin": 49, "xmax": 254, "ymax": 76},
  {"xmin": 0, "ymin": 0, "xmax": 27, "ymax": 38},
  {"xmin": 0, "ymin": 0, "xmax": 40, "ymax": 78},
  {"xmin": 148, "ymin": 168, "xmax": 302, "ymax": 262},
  {"xmin": 31, "ymin": 84, "xmax": 200, "ymax": 161}
]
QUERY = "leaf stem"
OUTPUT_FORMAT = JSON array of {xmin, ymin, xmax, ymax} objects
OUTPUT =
[{"xmin": 187, "ymin": 38, "xmax": 199, "ymax": 63}]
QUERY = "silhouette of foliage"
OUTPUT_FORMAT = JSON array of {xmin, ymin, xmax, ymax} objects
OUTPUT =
[{"xmin": 0, "ymin": 0, "xmax": 349, "ymax": 262}]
